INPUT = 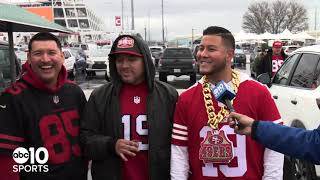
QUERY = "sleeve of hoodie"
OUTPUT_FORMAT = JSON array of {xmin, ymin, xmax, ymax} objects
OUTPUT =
[
  {"xmin": 256, "ymin": 54, "xmax": 266, "ymax": 76},
  {"xmin": 252, "ymin": 121, "xmax": 320, "ymax": 165},
  {"xmin": 80, "ymin": 88, "xmax": 117, "ymax": 160}
]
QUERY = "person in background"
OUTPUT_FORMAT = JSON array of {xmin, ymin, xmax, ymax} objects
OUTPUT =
[
  {"xmin": 257, "ymin": 41, "xmax": 287, "ymax": 77},
  {"xmin": 0, "ymin": 32, "xmax": 87, "ymax": 180},
  {"xmin": 170, "ymin": 26, "xmax": 284, "ymax": 180},
  {"xmin": 227, "ymin": 112, "xmax": 320, "ymax": 164},
  {"xmin": 80, "ymin": 34, "xmax": 178, "ymax": 180}
]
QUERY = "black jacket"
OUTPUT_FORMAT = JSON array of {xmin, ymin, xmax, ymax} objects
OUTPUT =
[
  {"xmin": 80, "ymin": 35, "xmax": 178, "ymax": 180},
  {"xmin": 257, "ymin": 48, "xmax": 287, "ymax": 77}
]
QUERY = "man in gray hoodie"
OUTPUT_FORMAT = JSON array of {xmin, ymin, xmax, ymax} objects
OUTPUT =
[{"xmin": 80, "ymin": 34, "xmax": 178, "ymax": 180}]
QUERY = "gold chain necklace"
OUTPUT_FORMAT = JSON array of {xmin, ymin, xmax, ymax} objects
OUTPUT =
[{"xmin": 202, "ymin": 70, "xmax": 240, "ymax": 129}]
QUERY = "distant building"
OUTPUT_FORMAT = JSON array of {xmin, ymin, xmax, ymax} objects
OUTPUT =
[{"xmin": 13, "ymin": 0, "xmax": 105, "ymax": 43}]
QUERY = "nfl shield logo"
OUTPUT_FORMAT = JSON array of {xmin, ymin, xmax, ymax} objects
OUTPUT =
[
  {"xmin": 133, "ymin": 96, "xmax": 140, "ymax": 104},
  {"xmin": 53, "ymin": 95, "xmax": 59, "ymax": 104}
]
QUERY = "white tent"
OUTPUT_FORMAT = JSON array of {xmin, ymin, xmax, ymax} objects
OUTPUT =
[
  {"xmin": 234, "ymin": 30, "xmax": 247, "ymax": 41},
  {"xmin": 256, "ymin": 31, "xmax": 277, "ymax": 40},
  {"xmin": 234, "ymin": 30, "xmax": 259, "ymax": 41},
  {"xmin": 277, "ymin": 29, "xmax": 295, "ymax": 39},
  {"xmin": 293, "ymin": 31, "xmax": 315, "ymax": 40}
]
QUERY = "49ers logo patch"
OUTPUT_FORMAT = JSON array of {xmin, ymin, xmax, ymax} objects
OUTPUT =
[
  {"xmin": 117, "ymin": 37, "xmax": 134, "ymax": 48},
  {"xmin": 199, "ymin": 130, "xmax": 234, "ymax": 164}
]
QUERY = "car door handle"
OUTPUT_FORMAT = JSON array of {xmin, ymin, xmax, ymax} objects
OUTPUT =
[
  {"xmin": 291, "ymin": 100, "xmax": 297, "ymax": 105},
  {"xmin": 273, "ymin": 95, "xmax": 278, "ymax": 99}
]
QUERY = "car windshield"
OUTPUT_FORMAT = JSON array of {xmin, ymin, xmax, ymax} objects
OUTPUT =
[
  {"xmin": 163, "ymin": 48, "xmax": 192, "ymax": 57},
  {"xmin": 90, "ymin": 50, "xmax": 109, "ymax": 57},
  {"xmin": 99, "ymin": 45, "xmax": 112, "ymax": 50},
  {"xmin": 289, "ymin": 47, "xmax": 298, "ymax": 51},
  {"xmin": 150, "ymin": 48, "xmax": 162, "ymax": 52},
  {"xmin": 70, "ymin": 49, "xmax": 79, "ymax": 56}
]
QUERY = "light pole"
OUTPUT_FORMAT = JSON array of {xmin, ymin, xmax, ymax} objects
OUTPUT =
[
  {"xmin": 121, "ymin": 0, "xmax": 124, "ymax": 30},
  {"xmin": 161, "ymin": 0, "xmax": 165, "ymax": 45},
  {"xmin": 131, "ymin": 0, "xmax": 135, "ymax": 30},
  {"xmin": 191, "ymin": 28, "xmax": 195, "ymax": 50}
]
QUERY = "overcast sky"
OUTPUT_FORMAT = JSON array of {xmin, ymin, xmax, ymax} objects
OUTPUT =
[
  {"xmin": 2, "ymin": 0, "xmax": 320, "ymax": 41},
  {"xmin": 84, "ymin": 0, "xmax": 320, "ymax": 41}
]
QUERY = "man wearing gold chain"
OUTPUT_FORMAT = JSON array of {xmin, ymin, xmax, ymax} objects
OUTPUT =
[{"xmin": 170, "ymin": 26, "xmax": 284, "ymax": 180}]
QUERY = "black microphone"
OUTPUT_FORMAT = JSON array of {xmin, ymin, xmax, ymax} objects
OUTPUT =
[{"xmin": 212, "ymin": 80, "xmax": 242, "ymax": 128}]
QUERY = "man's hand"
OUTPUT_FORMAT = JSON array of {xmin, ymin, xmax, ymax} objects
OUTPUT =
[
  {"xmin": 115, "ymin": 139, "xmax": 139, "ymax": 161},
  {"xmin": 227, "ymin": 112, "xmax": 255, "ymax": 136}
]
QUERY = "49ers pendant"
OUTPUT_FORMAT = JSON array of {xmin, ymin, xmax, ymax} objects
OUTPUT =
[{"xmin": 199, "ymin": 130, "xmax": 234, "ymax": 164}]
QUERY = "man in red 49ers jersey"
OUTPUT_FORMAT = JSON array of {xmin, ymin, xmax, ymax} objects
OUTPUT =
[
  {"xmin": 80, "ymin": 34, "xmax": 178, "ymax": 180},
  {"xmin": 0, "ymin": 32, "xmax": 87, "ymax": 180},
  {"xmin": 257, "ymin": 41, "xmax": 287, "ymax": 78},
  {"xmin": 171, "ymin": 26, "xmax": 284, "ymax": 180}
]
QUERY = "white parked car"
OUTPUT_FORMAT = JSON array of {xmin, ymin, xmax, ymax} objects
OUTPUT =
[
  {"xmin": 258, "ymin": 45, "xmax": 320, "ymax": 179},
  {"xmin": 86, "ymin": 49, "xmax": 109, "ymax": 76}
]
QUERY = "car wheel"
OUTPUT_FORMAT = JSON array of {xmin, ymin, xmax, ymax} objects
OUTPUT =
[
  {"xmin": 159, "ymin": 72, "xmax": 167, "ymax": 82},
  {"xmin": 190, "ymin": 73, "xmax": 196, "ymax": 84},
  {"xmin": 283, "ymin": 155, "xmax": 317, "ymax": 180}
]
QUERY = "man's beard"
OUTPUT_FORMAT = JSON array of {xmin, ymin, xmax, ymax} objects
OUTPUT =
[{"xmin": 199, "ymin": 57, "xmax": 227, "ymax": 76}]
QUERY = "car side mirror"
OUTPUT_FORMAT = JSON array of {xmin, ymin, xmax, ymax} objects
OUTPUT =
[{"xmin": 257, "ymin": 73, "xmax": 272, "ymax": 87}]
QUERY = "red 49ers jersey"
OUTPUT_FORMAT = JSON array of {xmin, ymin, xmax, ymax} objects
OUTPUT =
[
  {"xmin": 271, "ymin": 55, "xmax": 284, "ymax": 76},
  {"xmin": 171, "ymin": 75, "xmax": 282, "ymax": 180},
  {"xmin": 120, "ymin": 82, "xmax": 149, "ymax": 180}
]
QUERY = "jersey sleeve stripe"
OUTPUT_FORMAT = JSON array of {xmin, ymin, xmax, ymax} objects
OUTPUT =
[
  {"xmin": 173, "ymin": 123, "xmax": 188, "ymax": 130},
  {"xmin": 273, "ymin": 119, "xmax": 283, "ymax": 124},
  {"xmin": 0, "ymin": 134, "xmax": 24, "ymax": 142},
  {"xmin": 0, "ymin": 143, "xmax": 19, "ymax": 150},
  {"xmin": 172, "ymin": 134, "xmax": 188, "ymax": 141},
  {"xmin": 173, "ymin": 129, "xmax": 188, "ymax": 136}
]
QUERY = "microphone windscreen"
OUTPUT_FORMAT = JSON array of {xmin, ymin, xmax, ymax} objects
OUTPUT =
[{"xmin": 212, "ymin": 80, "xmax": 236, "ymax": 103}]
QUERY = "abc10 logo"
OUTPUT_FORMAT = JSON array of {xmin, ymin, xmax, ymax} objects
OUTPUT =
[{"xmin": 12, "ymin": 147, "xmax": 49, "ymax": 172}]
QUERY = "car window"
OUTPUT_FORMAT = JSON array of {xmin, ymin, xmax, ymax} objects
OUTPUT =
[
  {"xmin": 273, "ymin": 54, "xmax": 299, "ymax": 85},
  {"xmin": 0, "ymin": 47, "xmax": 11, "ymax": 93},
  {"xmin": 80, "ymin": 44, "xmax": 88, "ymax": 50},
  {"xmin": 0, "ymin": 48, "xmax": 10, "ymax": 79},
  {"xmin": 290, "ymin": 53, "xmax": 320, "ymax": 89}
]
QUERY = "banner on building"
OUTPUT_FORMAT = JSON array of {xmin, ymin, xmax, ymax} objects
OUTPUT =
[{"xmin": 115, "ymin": 16, "xmax": 121, "ymax": 26}]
